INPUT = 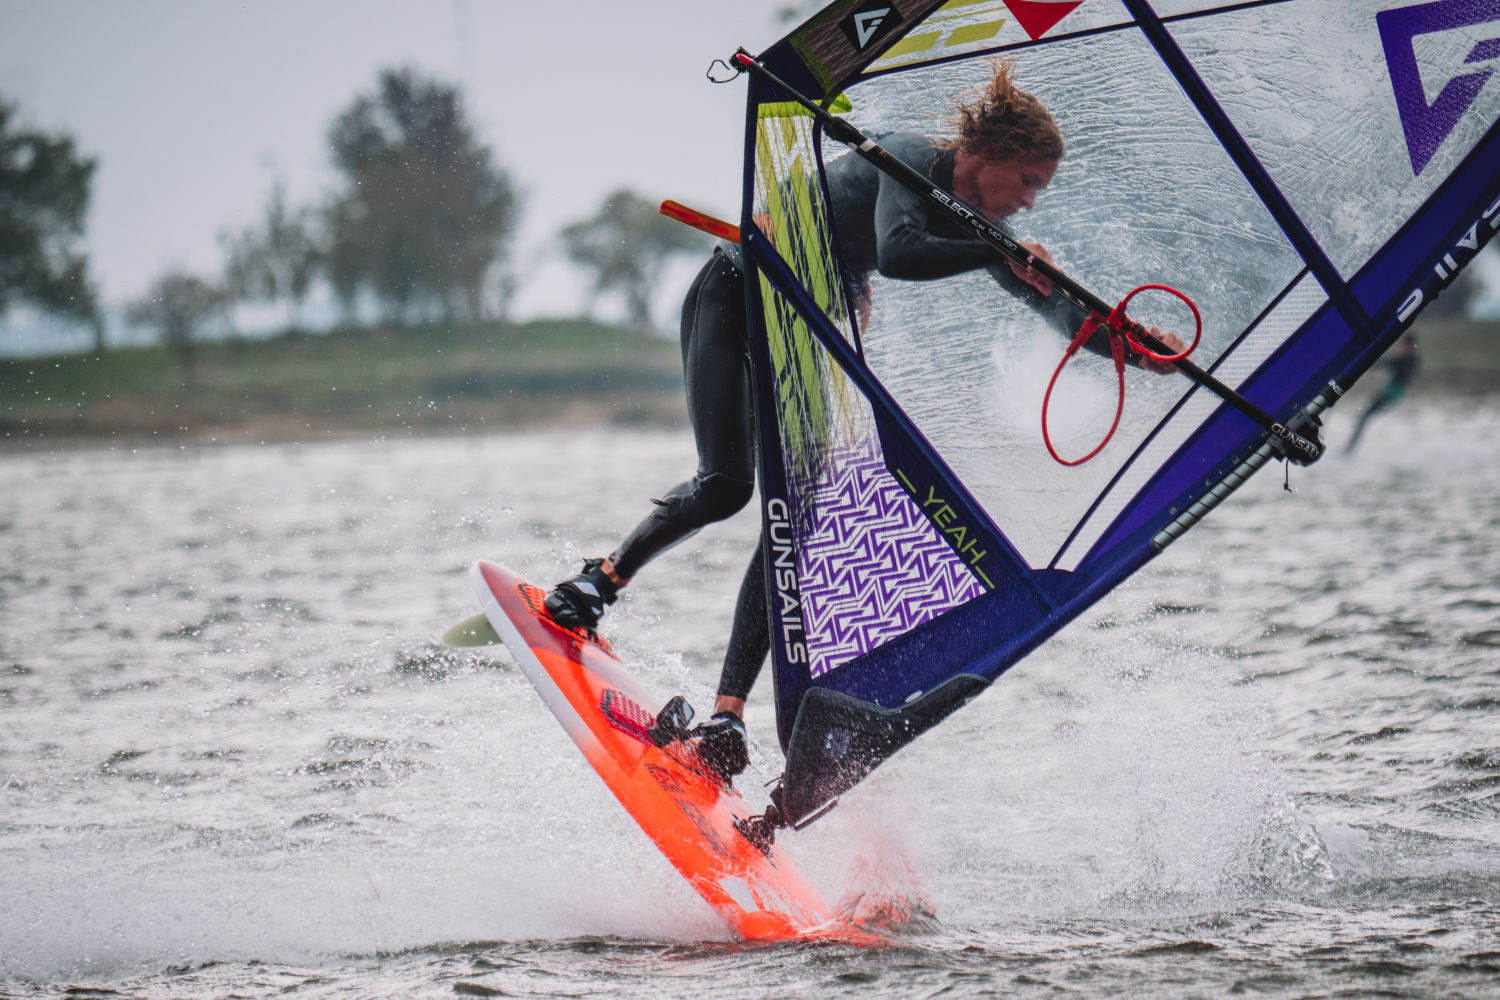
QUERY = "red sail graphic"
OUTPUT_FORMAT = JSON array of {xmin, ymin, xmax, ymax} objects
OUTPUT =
[{"xmin": 1006, "ymin": 0, "xmax": 1083, "ymax": 40}]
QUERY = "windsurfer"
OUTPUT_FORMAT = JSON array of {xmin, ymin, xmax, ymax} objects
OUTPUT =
[
  {"xmin": 545, "ymin": 59, "xmax": 1184, "ymax": 781},
  {"xmin": 1345, "ymin": 335, "xmax": 1418, "ymax": 453}
]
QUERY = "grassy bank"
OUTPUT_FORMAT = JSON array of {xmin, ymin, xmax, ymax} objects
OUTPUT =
[
  {"xmin": 1, "ymin": 318, "xmax": 687, "ymax": 448},
  {"xmin": 1, "ymin": 313, "xmax": 1494, "ymax": 450}
]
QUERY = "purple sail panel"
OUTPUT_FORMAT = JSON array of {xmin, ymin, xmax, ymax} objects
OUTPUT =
[{"xmin": 791, "ymin": 440, "xmax": 984, "ymax": 679}]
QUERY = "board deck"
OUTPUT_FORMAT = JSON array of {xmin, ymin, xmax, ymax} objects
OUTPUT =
[{"xmin": 465, "ymin": 560, "xmax": 878, "ymax": 944}]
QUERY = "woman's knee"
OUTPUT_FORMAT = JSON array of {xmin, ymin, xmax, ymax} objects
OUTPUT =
[{"xmin": 657, "ymin": 471, "xmax": 755, "ymax": 528}]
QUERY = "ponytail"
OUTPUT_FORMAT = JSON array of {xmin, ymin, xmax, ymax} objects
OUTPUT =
[{"xmin": 949, "ymin": 58, "xmax": 1064, "ymax": 163}]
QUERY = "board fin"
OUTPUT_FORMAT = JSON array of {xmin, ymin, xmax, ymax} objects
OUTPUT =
[{"xmin": 441, "ymin": 612, "xmax": 502, "ymax": 647}]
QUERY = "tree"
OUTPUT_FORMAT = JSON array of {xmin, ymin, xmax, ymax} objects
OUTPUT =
[
  {"xmin": 324, "ymin": 68, "xmax": 519, "ymax": 325},
  {"xmin": 128, "ymin": 270, "xmax": 229, "ymax": 375},
  {"xmin": 320, "ymin": 197, "xmax": 366, "ymax": 327},
  {"xmin": 222, "ymin": 177, "xmax": 320, "ymax": 330},
  {"xmin": 776, "ymin": 3, "xmax": 819, "ymax": 23},
  {"xmin": 561, "ymin": 190, "xmax": 710, "ymax": 330},
  {"xmin": 0, "ymin": 98, "xmax": 102, "ymax": 350}
]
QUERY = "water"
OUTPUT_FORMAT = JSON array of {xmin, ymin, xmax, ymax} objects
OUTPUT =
[{"xmin": 3, "ymin": 401, "xmax": 1499, "ymax": 998}]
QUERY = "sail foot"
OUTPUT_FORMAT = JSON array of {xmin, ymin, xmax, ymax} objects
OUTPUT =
[{"xmin": 778, "ymin": 676, "xmax": 989, "ymax": 827}]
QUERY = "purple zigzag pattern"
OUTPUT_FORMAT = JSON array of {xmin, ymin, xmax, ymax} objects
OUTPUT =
[{"xmin": 793, "ymin": 444, "xmax": 984, "ymax": 679}]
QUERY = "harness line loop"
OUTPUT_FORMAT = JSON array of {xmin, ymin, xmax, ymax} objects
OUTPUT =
[{"xmin": 1041, "ymin": 284, "xmax": 1202, "ymax": 467}]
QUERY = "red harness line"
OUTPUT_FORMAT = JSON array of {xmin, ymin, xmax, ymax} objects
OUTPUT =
[{"xmin": 1041, "ymin": 284, "xmax": 1202, "ymax": 466}]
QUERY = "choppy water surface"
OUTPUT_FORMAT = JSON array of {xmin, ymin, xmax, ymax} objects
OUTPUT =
[{"xmin": 3, "ymin": 401, "xmax": 1499, "ymax": 998}]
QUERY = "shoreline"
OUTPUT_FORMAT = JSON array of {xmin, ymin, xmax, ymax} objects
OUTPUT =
[
  {"xmin": 0, "ymin": 401, "xmax": 687, "ymax": 454},
  {"xmin": 2, "ymin": 316, "xmax": 1495, "ymax": 454},
  {"xmin": 6, "ymin": 382, "xmax": 1494, "ymax": 458},
  {"xmin": 1, "ymin": 317, "xmax": 688, "ymax": 453}
]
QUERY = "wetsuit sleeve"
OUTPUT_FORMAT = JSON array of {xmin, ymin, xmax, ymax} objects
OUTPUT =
[
  {"xmin": 871, "ymin": 170, "xmax": 1000, "ymax": 280},
  {"xmin": 867, "ymin": 143, "xmax": 1122, "ymax": 364},
  {"xmin": 992, "ymin": 265, "xmax": 1158, "ymax": 366}
]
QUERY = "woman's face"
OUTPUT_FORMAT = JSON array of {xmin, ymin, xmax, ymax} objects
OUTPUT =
[{"xmin": 969, "ymin": 156, "xmax": 1058, "ymax": 222}]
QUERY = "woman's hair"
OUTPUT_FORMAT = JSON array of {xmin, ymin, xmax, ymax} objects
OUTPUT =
[{"xmin": 948, "ymin": 58, "xmax": 1064, "ymax": 164}]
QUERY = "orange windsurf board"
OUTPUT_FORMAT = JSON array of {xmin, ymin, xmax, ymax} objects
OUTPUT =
[{"xmin": 463, "ymin": 560, "xmax": 877, "ymax": 944}]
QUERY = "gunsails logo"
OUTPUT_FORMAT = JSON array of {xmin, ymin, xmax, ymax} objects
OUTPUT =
[
  {"xmin": 1378, "ymin": 0, "xmax": 1500, "ymax": 174},
  {"xmin": 840, "ymin": 3, "xmax": 903, "ymax": 51}
]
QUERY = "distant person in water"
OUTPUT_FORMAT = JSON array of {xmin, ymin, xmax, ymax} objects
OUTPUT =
[
  {"xmin": 1346, "ymin": 336, "xmax": 1419, "ymax": 454},
  {"xmin": 542, "ymin": 60, "xmax": 1183, "ymax": 782}
]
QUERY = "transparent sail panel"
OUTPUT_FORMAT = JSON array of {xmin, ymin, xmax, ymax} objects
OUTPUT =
[
  {"xmin": 1054, "ymin": 272, "xmax": 1327, "ymax": 570},
  {"xmin": 832, "ymin": 30, "xmax": 1303, "ymax": 568},
  {"xmin": 1149, "ymin": 0, "xmax": 1279, "ymax": 15},
  {"xmin": 1169, "ymin": 0, "xmax": 1500, "ymax": 279}
]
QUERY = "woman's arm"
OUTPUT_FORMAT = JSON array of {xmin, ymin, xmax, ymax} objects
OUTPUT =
[{"xmin": 871, "ymin": 168, "xmax": 999, "ymax": 280}]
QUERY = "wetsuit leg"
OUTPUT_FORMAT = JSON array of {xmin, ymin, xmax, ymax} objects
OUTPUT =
[
  {"xmin": 611, "ymin": 251, "xmax": 756, "ymax": 580},
  {"xmin": 717, "ymin": 537, "xmax": 770, "ymax": 701},
  {"xmin": 1346, "ymin": 396, "xmax": 1389, "ymax": 453}
]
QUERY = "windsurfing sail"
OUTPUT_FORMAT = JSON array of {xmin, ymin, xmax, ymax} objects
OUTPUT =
[{"xmin": 736, "ymin": 0, "xmax": 1500, "ymax": 827}]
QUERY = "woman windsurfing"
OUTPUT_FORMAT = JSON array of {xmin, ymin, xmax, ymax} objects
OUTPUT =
[{"xmin": 543, "ymin": 59, "xmax": 1184, "ymax": 779}]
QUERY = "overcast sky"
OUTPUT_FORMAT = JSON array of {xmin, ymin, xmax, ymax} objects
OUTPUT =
[
  {"xmin": 4, "ymin": 1, "xmax": 1497, "ymax": 341},
  {"xmin": 0, "ymin": 0, "xmax": 789, "ymax": 325}
]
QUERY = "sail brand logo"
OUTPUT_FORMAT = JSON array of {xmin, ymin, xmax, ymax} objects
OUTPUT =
[
  {"xmin": 766, "ymin": 498, "xmax": 807, "ymax": 665},
  {"xmin": 1378, "ymin": 0, "xmax": 1500, "ymax": 174},
  {"xmin": 1395, "ymin": 189, "xmax": 1500, "ymax": 323},
  {"xmin": 841, "ymin": 3, "xmax": 902, "ymax": 51},
  {"xmin": 894, "ymin": 469, "xmax": 995, "ymax": 589}
]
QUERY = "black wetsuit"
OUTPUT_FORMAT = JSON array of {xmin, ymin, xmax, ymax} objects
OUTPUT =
[
  {"xmin": 827, "ymin": 133, "xmax": 1084, "ymax": 336},
  {"xmin": 609, "ymin": 134, "xmax": 1088, "ymax": 701}
]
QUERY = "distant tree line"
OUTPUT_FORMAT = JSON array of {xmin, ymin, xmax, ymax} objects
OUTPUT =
[
  {"xmin": 561, "ymin": 189, "xmax": 709, "ymax": 330},
  {"xmin": 215, "ymin": 67, "xmax": 522, "ymax": 335},
  {"xmin": 1, "ymin": 67, "xmax": 710, "ymax": 368}
]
